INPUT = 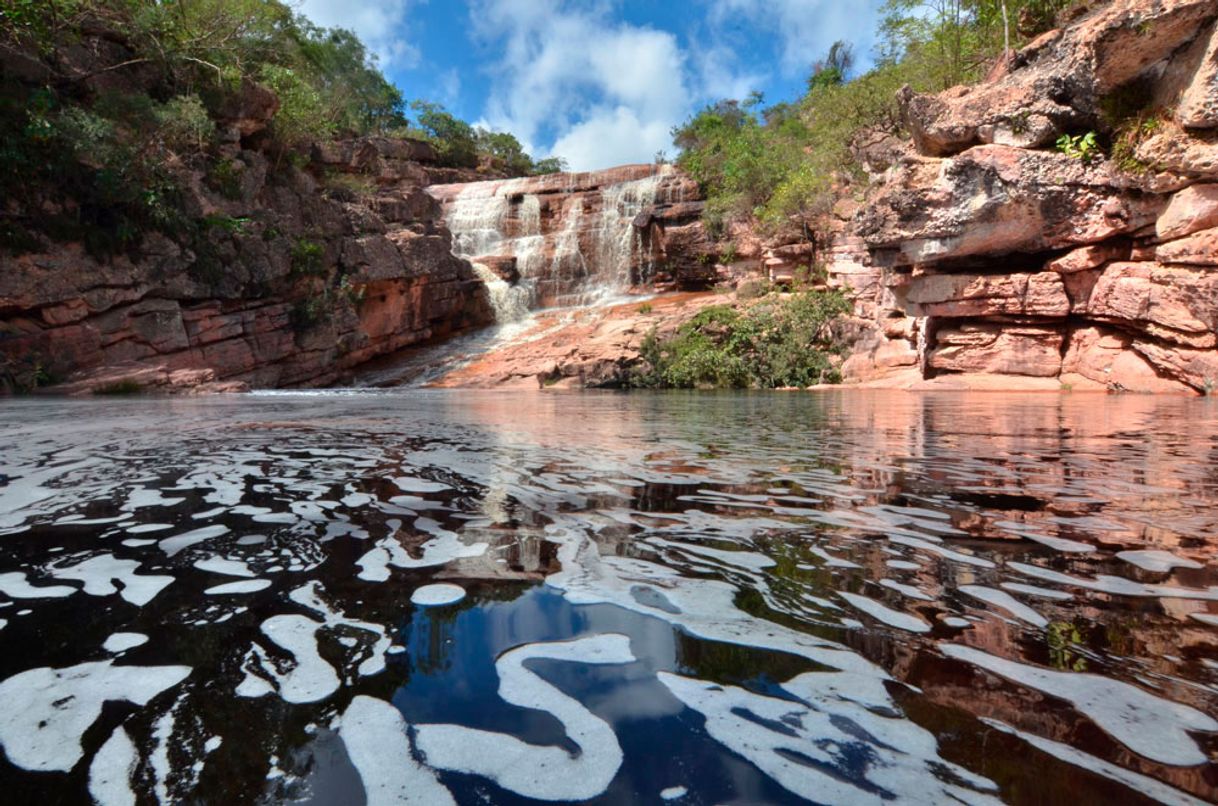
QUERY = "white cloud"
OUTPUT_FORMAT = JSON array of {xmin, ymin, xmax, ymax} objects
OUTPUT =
[
  {"xmin": 469, "ymin": 0, "xmax": 690, "ymax": 171},
  {"xmin": 707, "ymin": 0, "xmax": 885, "ymax": 77},
  {"xmin": 550, "ymin": 105, "xmax": 674, "ymax": 170},
  {"xmin": 294, "ymin": 0, "xmax": 421, "ymax": 69},
  {"xmin": 464, "ymin": 0, "xmax": 885, "ymax": 170}
]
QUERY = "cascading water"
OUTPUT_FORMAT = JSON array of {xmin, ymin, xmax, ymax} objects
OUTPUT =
[{"xmin": 441, "ymin": 166, "xmax": 671, "ymax": 319}]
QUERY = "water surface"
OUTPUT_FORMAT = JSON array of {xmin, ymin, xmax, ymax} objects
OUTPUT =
[{"xmin": 0, "ymin": 390, "xmax": 1216, "ymax": 804}]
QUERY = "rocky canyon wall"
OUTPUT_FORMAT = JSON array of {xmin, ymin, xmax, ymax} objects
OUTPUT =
[
  {"xmin": 429, "ymin": 165, "xmax": 719, "ymax": 309},
  {"xmin": 835, "ymin": 0, "xmax": 1218, "ymax": 394},
  {"xmin": 0, "ymin": 135, "xmax": 492, "ymax": 393}
]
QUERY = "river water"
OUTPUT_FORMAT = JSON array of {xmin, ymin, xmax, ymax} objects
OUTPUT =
[{"xmin": 0, "ymin": 390, "xmax": 1216, "ymax": 805}]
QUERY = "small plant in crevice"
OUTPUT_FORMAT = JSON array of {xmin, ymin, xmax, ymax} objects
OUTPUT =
[
  {"xmin": 290, "ymin": 238, "xmax": 326, "ymax": 277},
  {"xmin": 339, "ymin": 275, "xmax": 366, "ymax": 306},
  {"xmin": 1055, "ymin": 131, "xmax": 1101, "ymax": 163},
  {"xmin": 290, "ymin": 295, "xmax": 330, "ymax": 333}
]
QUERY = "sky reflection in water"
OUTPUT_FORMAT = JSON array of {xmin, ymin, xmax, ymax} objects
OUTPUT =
[{"xmin": 0, "ymin": 390, "xmax": 1215, "ymax": 805}]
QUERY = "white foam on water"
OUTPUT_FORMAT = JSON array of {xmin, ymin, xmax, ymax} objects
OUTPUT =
[
  {"xmin": 159, "ymin": 525, "xmax": 230, "ymax": 557},
  {"xmin": 1009, "ymin": 562, "xmax": 1218, "ymax": 601},
  {"xmin": 999, "ymin": 582, "xmax": 1073, "ymax": 601},
  {"xmin": 50, "ymin": 554, "xmax": 173, "ymax": 606},
  {"xmin": 356, "ymin": 521, "xmax": 487, "ymax": 581},
  {"xmin": 980, "ymin": 719, "xmax": 1208, "ymax": 806},
  {"xmin": 0, "ymin": 571, "xmax": 76, "ymax": 599},
  {"xmin": 879, "ymin": 580, "xmax": 933, "ymax": 601},
  {"xmin": 809, "ymin": 546, "xmax": 862, "ymax": 569},
  {"xmin": 959, "ymin": 585, "xmax": 1048, "ymax": 628},
  {"xmin": 940, "ymin": 644, "xmax": 1218, "ymax": 765},
  {"xmin": 150, "ymin": 704, "xmax": 176, "ymax": 803},
  {"xmin": 544, "ymin": 520, "xmax": 886, "ymax": 681},
  {"xmin": 126, "ymin": 523, "xmax": 173, "ymax": 534},
  {"xmin": 102, "ymin": 633, "xmax": 149, "ymax": 653},
  {"xmin": 194, "ymin": 557, "xmax": 255, "ymax": 578},
  {"xmin": 838, "ymin": 592, "xmax": 931, "ymax": 634},
  {"xmin": 0, "ymin": 660, "xmax": 190, "ymax": 772},
  {"xmin": 394, "ymin": 476, "xmax": 450, "ymax": 493},
  {"xmin": 257, "ymin": 615, "xmax": 340, "ymax": 704},
  {"xmin": 339, "ymin": 695, "xmax": 456, "ymax": 805},
  {"xmin": 411, "ymin": 584, "xmax": 466, "ymax": 606},
  {"xmin": 244, "ymin": 583, "xmax": 392, "ymax": 703},
  {"xmin": 88, "ymin": 726, "xmax": 138, "ymax": 806},
  {"xmin": 1116, "ymin": 551, "xmax": 1204, "ymax": 573},
  {"xmin": 414, "ymin": 634, "xmax": 635, "ymax": 801},
  {"xmin": 647, "ymin": 538, "xmax": 777, "ymax": 572},
  {"xmin": 659, "ymin": 670, "xmax": 999, "ymax": 804},
  {"xmin": 205, "ymin": 580, "xmax": 271, "ymax": 596}
]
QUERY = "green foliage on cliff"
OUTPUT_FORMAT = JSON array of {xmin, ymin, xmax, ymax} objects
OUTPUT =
[
  {"xmin": 673, "ymin": 0, "xmax": 1078, "ymax": 236},
  {"xmin": 631, "ymin": 289, "xmax": 851, "ymax": 389},
  {"xmin": 408, "ymin": 101, "xmax": 567, "ymax": 175},
  {"xmin": 0, "ymin": 0, "xmax": 555, "ymax": 256}
]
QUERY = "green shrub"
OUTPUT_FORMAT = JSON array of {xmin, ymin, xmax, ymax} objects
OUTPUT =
[
  {"xmin": 630, "ymin": 289, "xmax": 850, "ymax": 389},
  {"xmin": 1056, "ymin": 131, "xmax": 1101, "ymax": 163},
  {"xmin": 290, "ymin": 238, "xmax": 326, "ymax": 276}
]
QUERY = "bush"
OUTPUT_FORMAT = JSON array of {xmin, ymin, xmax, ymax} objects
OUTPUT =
[{"xmin": 631, "ymin": 289, "xmax": 850, "ymax": 389}]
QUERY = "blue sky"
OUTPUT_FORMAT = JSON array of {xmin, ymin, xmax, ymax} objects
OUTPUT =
[{"xmin": 296, "ymin": 0, "xmax": 886, "ymax": 170}]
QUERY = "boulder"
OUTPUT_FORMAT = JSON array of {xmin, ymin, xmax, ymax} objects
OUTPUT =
[
  {"xmin": 1087, "ymin": 262, "xmax": 1218, "ymax": 343},
  {"xmin": 1177, "ymin": 23, "xmax": 1218, "ymax": 129},
  {"xmin": 929, "ymin": 323, "xmax": 1064, "ymax": 377},
  {"xmin": 1156, "ymin": 226, "xmax": 1218, "ymax": 265},
  {"xmin": 214, "ymin": 80, "xmax": 279, "ymax": 138},
  {"xmin": 1156, "ymin": 184, "xmax": 1218, "ymax": 239},
  {"xmin": 905, "ymin": 271, "xmax": 1069, "ymax": 317},
  {"xmin": 898, "ymin": 0, "xmax": 1218, "ymax": 157},
  {"xmin": 858, "ymin": 146, "xmax": 1166, "ymax": 267}
]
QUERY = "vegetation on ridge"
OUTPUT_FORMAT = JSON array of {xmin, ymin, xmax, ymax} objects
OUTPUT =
[
  {"xmin": 0, "ymin": 0, "xmax": 560, "ymax": 256},
  {"xmin": 671, "ymin": 0, "xmax": 1081, "ymax": 239}
]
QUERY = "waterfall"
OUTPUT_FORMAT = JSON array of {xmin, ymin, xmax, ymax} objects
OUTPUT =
[
  {"xmin": 472, "ymin": 262, "xmax": 533, "ymax": 323},
  {"xmin": 442, "ymin": 167, "xmax": 670, "ymax": 318}
]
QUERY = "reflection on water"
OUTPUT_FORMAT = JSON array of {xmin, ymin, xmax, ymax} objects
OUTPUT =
[{"xmin": 0, "ymin": 390, "xmax": 1216, "ymax": 804}]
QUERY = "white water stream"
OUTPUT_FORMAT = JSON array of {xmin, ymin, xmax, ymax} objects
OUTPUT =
[{"xmin": 444, "ymin": 168, "xmax": 671, "ymax": 320}]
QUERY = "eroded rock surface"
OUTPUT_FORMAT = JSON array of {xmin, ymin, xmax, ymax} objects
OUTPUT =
[
  {"xmin": 0, "ymin": 137, "xmax": 492, "ymax": 393},
  {"xmin": 833, "ymin": 0, "xmax": 1218, "ymax": 394}
]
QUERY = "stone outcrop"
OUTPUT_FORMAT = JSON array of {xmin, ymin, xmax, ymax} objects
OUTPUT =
[
  {"xmin": 429, "ymin": 165, "xmax": 719, "ymax": 307},
  {"xmin": 0, "ymin": 137, "xmax": 492, "ymax": 393},
  {"xmin": 834, "ymin": 0, "xmax": 1218, "ymax": 394}
]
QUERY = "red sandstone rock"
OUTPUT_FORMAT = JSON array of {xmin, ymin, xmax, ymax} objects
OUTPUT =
[
  {"xmin": 1156, "ymin": 226, "xmax": 1218, "ymax": 266},
  {"xmin": 1156, "ymin": 184, "xmax": 1218, "ymax": 239},
  {"xmin": 1087, "ymin": 262, "xmax": 1218, "ymax": 344},
  {"xmin": 905, "ymin": 272, "xmax": 1069, "ymax": 318},
  {"xmin": 929, "ymin": 323, "xmax": 1064, "ymax": 377},
  {"xmin": 1177, "ymin": 23, "xmax": 1218, "ymax": 130},
  {"xmin": 898, "ymin": 0, "xmax": 1218, "ymax": 157},
  {"xmin": 857, "ymin": 146, "xmax": 1166, "ymax": 267}
]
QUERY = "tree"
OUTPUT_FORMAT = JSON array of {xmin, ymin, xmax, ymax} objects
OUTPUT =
[
  {"xmin": 410, "ymin": 101, "xmax": 478, "ymax": 168},
  {"xmin": 808, "ymin": 41, "xmax": 853, "ymax": 91}
]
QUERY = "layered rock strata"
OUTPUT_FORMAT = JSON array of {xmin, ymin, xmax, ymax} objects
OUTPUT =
[
  {"xmin": 0, "ymin": 137, "xmax": 492, "ymax": 393},
  {"xmin": 429, "ymin": 165, "xmax": 719, "ymax": 307},
  {"xmin": 837, "ymin": 0, "xmax": 1218, "ymax": 394}
]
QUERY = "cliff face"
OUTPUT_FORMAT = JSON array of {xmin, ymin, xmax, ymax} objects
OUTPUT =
[
  {"xmin": 835, "ymin": 0, "xmax": 1218, "ymax": 394},
  {"xmin": 429, "ymin": 165, "xmax": 718, "ymax": 306},
  {"xmin": 0, "ymin": 135, "xmax": 492, "ymax": 393}
]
